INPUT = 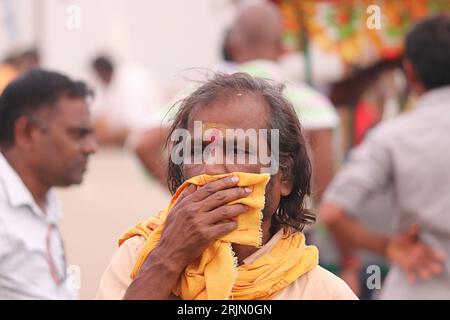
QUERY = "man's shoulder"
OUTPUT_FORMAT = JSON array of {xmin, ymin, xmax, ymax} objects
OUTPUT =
[
  {"xmin": 96, "ymin": 235, "xmax": 146, "ymax": 299},
  {"xmin": 117, "ymin": 235, "xmax": 147, "ymax": 263},
  {"xmin": 274, "ymin": 265, "xmax": 358, "ymax": 300},
  {"xmin": 305, "ymin": 266, "xmax": 357, "ymax": 295},
  {"xmin": 303, "ymin": 265, "xmax": 349, "ymax": 285},
  {"xmin": 0, "ymin": 181, "xmax": 10, "ymax": 218},
  {"xmin": 369, "ymin": 110, "xmax": 422, "ymax": 141}
]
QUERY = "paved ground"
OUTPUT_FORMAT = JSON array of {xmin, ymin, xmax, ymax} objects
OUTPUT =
[{"xmin": 57, "ymin": 148, "xmax": 171, "ymax": 299}]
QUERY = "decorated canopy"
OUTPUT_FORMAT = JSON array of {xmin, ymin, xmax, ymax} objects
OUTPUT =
[{"xmin": 275, "ymin": 0, "xmax": 450, "ymax": 65}]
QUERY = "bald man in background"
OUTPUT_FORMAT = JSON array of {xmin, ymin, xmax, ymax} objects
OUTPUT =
[{"xmin": 135, "ymin": 1, "xmax": 339, "ymax": 205}]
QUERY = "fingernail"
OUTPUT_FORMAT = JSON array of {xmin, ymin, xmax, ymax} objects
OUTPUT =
[
  {"xmin": 231, "ymin": 176, "xmax": 239, "ymax": 183},
  {"xmin": 244, "ymin": 187, "xmax": 252, "ymax": 193}
]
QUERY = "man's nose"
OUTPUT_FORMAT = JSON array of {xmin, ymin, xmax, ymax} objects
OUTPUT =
[
  {"xmin": 201, "ymin": 145, "xmax": 227, "ymax": 176},
  {"xmin": 82, "ymin": 135, "xmax": 98, "ymax": 155}
]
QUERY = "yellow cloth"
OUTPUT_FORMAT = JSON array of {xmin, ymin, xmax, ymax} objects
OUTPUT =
[{"xmin": 119, "ymin": 172, "xmax": 319, "ymax": 300}]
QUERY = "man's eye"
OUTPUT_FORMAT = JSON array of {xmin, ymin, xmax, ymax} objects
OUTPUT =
[
  {"xmin": 70, "ymin": 129, "xmax": 90, "ymax": 139},
  {"xmin": 70, "ymin": 131, "xmax": 83, "ymax": 139}
]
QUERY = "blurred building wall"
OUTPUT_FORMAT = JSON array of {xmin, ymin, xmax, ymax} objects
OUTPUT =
[{"xmin": 2, "ymin": 0, "xmax": 234, "ymax": 85}]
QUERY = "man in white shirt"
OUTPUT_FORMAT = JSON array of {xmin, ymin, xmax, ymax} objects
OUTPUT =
[{"xmin": 0, "ymin": 69, "xmax": 97, "ymax": 299}]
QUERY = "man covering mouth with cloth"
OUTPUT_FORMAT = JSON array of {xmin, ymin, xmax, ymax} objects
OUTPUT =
[{"xmin": 96, "ymin": 73, "xmax": 356, "ymax": 300}]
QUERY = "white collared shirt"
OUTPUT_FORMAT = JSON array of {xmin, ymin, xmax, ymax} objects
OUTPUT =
[{"xmin": 0, "ymin": 153, "xmax": 76, "ymax": 299}]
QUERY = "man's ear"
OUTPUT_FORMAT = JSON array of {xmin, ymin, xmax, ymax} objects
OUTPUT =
[
  {"xmin": 14, "ymin": 116, "xmax": 38, "ymax": 149},
  {"xmin": 403, "ymin": 58, "xmax": 425, "ymax": 95}
]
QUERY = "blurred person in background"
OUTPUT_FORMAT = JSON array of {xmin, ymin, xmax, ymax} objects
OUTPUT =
[
  {"xmin": 318, "ymin": 69, "xmax": 407, "ymax": 299},
  {"xmin": 319, "ymin": 14, "xmax": 450, "ymax": 299},
  {"xmin": 226, "ymin": 0, "xmax": 339, "ymax": 202},
  {"xmin": 0, "ymin": 48, "xmax": 41, "ymax": 94},
  {"xmin": 135, "ymin": 0, "xmax": 339, "ymax": 202},
  {"xmin": 0, "ymin": 70, "xmax": 97, "ymax": 299},
  {"xmin": 0, "ymin": 54, "xmax": 20, "ymax": 93},
  {"xmin": 90, "ymin": 55, "xmax": 162, "ymax": 147},
  {"xmin": 17, "ymin": 48, "xmax": 41, "ymax": 72}
]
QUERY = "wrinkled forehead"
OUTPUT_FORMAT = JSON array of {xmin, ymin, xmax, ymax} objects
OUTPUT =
[{"xmin": 186, "ymin": 92, "xmax": 270, "ymax": 133}]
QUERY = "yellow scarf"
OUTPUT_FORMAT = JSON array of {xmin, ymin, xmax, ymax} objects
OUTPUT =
[{"xmin": 119, "ymin": 172, "xmax": 319, "ymax": 300}]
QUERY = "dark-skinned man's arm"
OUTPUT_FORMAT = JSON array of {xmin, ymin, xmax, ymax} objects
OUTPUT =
[
  {"xmin": 124, "ymin": 176, "xmax": 251, "ymax": 299},
  {"xmin": 319, "ymin": 125, "xmax": 445, "ymax": 283},
  {"xmin": 320, "ymin": 202, "xmax": 446, "ymax": 283},
  {"xmin": 134, "ymin": 127, "xmax": 169, "ymax": 187}
]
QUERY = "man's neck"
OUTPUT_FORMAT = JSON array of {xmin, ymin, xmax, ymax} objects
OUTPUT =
[
  {"xmin": 231, "ymin": 220, "xmax": 273, "ymax": 265},
  {"xmin": 1, "ymin": 148, "xmax": 50, "ymax": 211}
]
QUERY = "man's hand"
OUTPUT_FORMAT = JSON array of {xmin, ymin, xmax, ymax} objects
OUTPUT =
[
  {"xmin": 156, "ymin": 175, "xmax": 251, "ymax": 269},
  {"xmin": 385, "ymin": 225, "xmax": 446, "ymax": 283},
  {"xmin": 124, "ymin": 175, "xmax": 250, "ymax": 299}
]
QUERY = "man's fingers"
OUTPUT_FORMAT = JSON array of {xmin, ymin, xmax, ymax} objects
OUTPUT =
[
  {"xmin": 191, "ymin": 176, "xmax": 240, "ymax": 202},
  {"xmin": 207, "ymin": 220, "xmax": 239, "ymax": 239},
  {"xmin": 391, "ymin": 235, "xmax": 446, "ymax": 283},
  {"xmin": 420, "ymin": 259, "xmax": 444, "ymax": 278},
  {"xmin": 206, "ymin": 204, "xmax": 248, "ymax": 224},
  {"xmin": 201, "ymin": 186, "xmax": 251, "ymax": 211},
  {"xmin": 403, "ymin": 246, "xmax": 445, "ymax": 282},
  {"xmin": 432, "ymin": 250, "xmax": 447, "ymax": 261},
  {"xmin": 423, "ymin": 249, "xmax": 446, "ymax": 274},
  {"xmin": 175, "ymin": 184, "xmax": 197, "ymax": 205},
  {"xmin": 427, "ymin": 260, "xmax": 444, "ymax": 275},
  {"xmin": 416, "ymin": 267, "xmax": 433, "ymax": 280},
  {"xmin": 180, "ymin": 184, "xmax": 197, "ymax": 199},
  {"xmin": 420, "ymin": 246, "xmax": 446, "ymax": 266}
]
